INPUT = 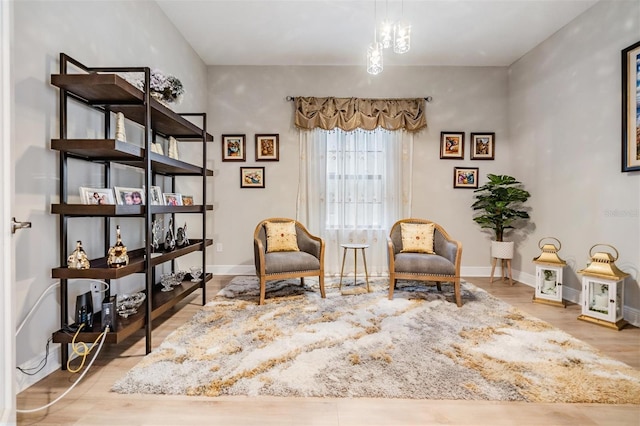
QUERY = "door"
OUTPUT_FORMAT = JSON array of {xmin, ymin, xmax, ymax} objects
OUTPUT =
[{"xmin": 0, "ymin": 0, "xmax": 16, "ymax": 423}]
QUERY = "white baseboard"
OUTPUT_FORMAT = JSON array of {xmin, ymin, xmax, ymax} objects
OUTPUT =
[
  {"xmin": 16, "ymin": 344, "xmax": 62, "ymax": 393},
  {"xmin": 209, "ymin": 264, "xmax": 254, "ymax": 276}
]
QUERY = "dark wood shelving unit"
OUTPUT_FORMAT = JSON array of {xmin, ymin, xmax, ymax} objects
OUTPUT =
[
  {"xmin": 51, "ymin": 53, "xmax": 213, "ymax": 368},
  {"xmin": 52, "ymin": 273, "xmax": 212, "ymax": 344}
]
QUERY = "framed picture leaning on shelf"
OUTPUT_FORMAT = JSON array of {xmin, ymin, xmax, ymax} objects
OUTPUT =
[
  {"xmin": 255, "ymin": 134, "xmax": 279, "ymax": 161},
  {"xmin": 222, "ymin": 134, "xmax": 246, "ymax": 161},
  {"xmin": 181, "ymin": 195, "xmax": 194, "ymax": 206},
  {"xmin": 80, "ymin": 187, "xmax": 115, "ymax": 205},
  {"xmin": 163, "ymin": 193, "xmax": 183, "ymax": 206},
  {"xmin": 114, "ymin": 186, "xmax": 145, "ymax": 205},
  {"xmin": 145, "ymin": 185, "xmax": 163, "ymax": 205}
]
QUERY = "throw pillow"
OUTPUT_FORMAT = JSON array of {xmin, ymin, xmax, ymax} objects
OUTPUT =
[
  {"xmin": 400, "ymin": 222, "xmax": 435, "ymax": 254},
  {"xmin": 265, "ymin": 221, "xmax": 300, "ymax": 253}
]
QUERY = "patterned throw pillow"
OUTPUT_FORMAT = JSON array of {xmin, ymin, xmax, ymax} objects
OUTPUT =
[
  {"xmin": 400, "ymin": 222, "xmax": 435, "ymax": 254},
  {"xmin": 265, "ymin": 221, "xmax": 300, "ymax": 253}
]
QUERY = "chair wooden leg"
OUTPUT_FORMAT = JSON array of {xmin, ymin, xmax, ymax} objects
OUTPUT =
[
  {"xmin": 388, "ymin": 275, "xmax": 396, "ymax": 300},
  {"xmin": 454, "ymin": 278, "xmax": 462, "ymax": 307},
  {"xmin": 436, "ymin": 281, "xmax": 442, "ymax": 292},
  {"xmin": 319, "ymin": 274, "xmax": 326, "ymax": 298},
  {"xmin": 259, "ymin": 277, "xmax": 266, "ymax": 305}
]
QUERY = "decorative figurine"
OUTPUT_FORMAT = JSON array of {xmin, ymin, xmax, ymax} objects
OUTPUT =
[
  {"xmin": 115, "ymin": 112, "xmax": 127, "ymax": 142},
  {"xmin": 107, "ymin": 225, "xmax": 129, "ymax": 268},
  {"xmin": 67, "ymin": 240, "xmax": 90, "ymax": 269},
  {"xmin": 164, "ymin": 218, "xmax": 176, "ymax": 251},
  {"xmin": 176, "ymin": 222, "xmax": 189, "ymax": 247},
  {"xmin": 168, "ymin": 136, "xmax": 179, "ymax": 160},
  {"xmin": 151, "ymin": 219, "xmax": 163, "ymax": 252}
]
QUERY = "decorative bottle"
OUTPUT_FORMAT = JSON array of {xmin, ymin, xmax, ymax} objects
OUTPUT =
[
  {"xmin": 67, "ymin": 240, "xmax": 91, "ymax": 269},
  {"xmin": 107, "ymin": 225, "xmax": 129, "ymax": 268}
]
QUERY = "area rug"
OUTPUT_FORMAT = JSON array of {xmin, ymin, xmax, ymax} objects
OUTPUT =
[{"xmin": 112, "ymin": 277, "xmax": 640, "ymax": 403}]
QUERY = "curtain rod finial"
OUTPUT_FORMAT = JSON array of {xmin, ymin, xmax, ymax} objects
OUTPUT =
[
  {"xmin": 286, "ymin": 96, "xmax": 295, "ymax": 101},
  {"xmin": 425, "ymin": 96, "xmax": 432, "ymax": 102}
]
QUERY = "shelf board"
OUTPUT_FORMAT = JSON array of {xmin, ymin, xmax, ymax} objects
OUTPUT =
[
  {"xmin": 51, "ymin": 239, "xmax": 212, "ymax": 279},
  {"xmin": 51, "ymin": 204, "xmax": 213, "ymax": 217},
  {"xmin": 51, "ymin": 139, "xmax": 213, "ymax": 176},
  {"xmin": 52, "ymin": 273, "xmax": 212, "ymax": 344},
  {"xmin": 50, "ymin": 73, "xmax": 213, "ymax": 141}
]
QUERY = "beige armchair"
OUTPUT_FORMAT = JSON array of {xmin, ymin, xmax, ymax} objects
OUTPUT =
[
  {"xmin": 253, "ymin": 218, "xmax": 326, "ymax": 305},
  {"xmin": 387, "ymin": 219, "xmax": 463, "ymax": 306}
]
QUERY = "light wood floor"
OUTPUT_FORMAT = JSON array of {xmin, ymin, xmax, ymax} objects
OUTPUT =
[{"xmin": 16, "ymin": 276, "xmax": 640, "ymax": 425}]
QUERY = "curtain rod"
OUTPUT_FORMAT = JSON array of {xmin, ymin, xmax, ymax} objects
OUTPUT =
[{"xmin": 286, "ymin": 96, "xmax": 433, "ymax": 102}]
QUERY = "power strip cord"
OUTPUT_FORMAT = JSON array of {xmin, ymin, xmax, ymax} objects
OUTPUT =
[{"xmin": 16, "ymin": 325, "xmax": 109, "ymax": 414}]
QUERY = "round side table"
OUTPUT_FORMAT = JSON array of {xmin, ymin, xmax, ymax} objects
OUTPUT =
[{"xmin": 339, "ymin": 243, "xmax": 370, "ymax": 293}]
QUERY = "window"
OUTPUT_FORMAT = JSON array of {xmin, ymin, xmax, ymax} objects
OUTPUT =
[{"xmin": 325, "ymin": 129, "xmax": 388, "ymax": 230}]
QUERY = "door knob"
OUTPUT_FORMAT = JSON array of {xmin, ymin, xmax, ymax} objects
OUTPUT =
[{"xmin": 11, "ymin": 217, "xmax": 32, "ymax": 234}]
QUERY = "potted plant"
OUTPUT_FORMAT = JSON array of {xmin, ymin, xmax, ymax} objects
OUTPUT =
[{"xmin": 471, "ymin": 174, "xmax": 531, "ymax": 259}]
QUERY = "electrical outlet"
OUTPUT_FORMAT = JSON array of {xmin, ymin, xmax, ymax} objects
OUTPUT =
[{"xmin": 216, "ymin": 243, "xmax": 223, "ymax": 252}]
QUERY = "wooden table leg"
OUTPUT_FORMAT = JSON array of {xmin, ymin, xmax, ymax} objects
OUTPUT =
[
  {"xmin": 361, "ymin": 248, "xmax": 370, "ymax": 292},
  {"xmin": 507, "ymin": 259, "xmax": 513, "ymax": 286},
  {"xmin": 339, "ymin": 247, "xmax": 347, "ymax": 290}
]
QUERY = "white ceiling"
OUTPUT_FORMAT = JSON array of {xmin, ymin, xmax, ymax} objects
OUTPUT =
[{"xmin": 156, "ymin": 0, "xmax": 598, "ymax": 67}]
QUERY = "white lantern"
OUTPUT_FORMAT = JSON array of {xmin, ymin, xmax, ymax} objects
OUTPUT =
[
  {"xmin": 532, "ymin": 237, "xmax": 566, "ymax": 307},
  {"xmin": 577, "ymin": 244, "xmax": 629, "ymax": 330}
]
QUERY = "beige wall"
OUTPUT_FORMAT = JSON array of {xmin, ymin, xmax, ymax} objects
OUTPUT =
[
  {"xmin": 12, "ymin": 0, "xmax": 208, "ymax": 390},
  {"xmin": 509, "ymin": 0, "xmax": 640, "ymax": 313},
  {"xmin": 208, "ymin": 65, "xmax": 512, "ymax": 274}
]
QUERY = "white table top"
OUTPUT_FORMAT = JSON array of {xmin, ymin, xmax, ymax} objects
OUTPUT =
[{"xmin": 340, "ymin": 243, "xmax": 369, "ymax": 249}]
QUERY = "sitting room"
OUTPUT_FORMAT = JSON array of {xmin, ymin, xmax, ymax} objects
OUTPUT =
[{"xmin": 3, "ymin": 0, "xmax": 640, "ymax": 424}]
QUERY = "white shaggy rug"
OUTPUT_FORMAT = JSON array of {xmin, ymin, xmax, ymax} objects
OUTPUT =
[{"xmin": 112, "ymin": 277, "xmax": 640, "ymax": 402}]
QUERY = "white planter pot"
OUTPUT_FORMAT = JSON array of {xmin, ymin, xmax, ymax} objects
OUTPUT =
[{"xmin": 491, "ymin": 241, "xmax": 514, "ymax": 259}]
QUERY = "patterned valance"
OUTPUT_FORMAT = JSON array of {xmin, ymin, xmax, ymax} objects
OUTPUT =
[{"xmin": 293, "ymin": 97, "xmax": 427, "ymax": 133}]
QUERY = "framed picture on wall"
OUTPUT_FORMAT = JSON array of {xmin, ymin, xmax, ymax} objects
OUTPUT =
[
  {"xmin": 240, "ymin": 167, "xmax": 265, "ymax": 188},
  {"xmin": 470, "ymin": 133, "xmax": 495, "ymax": 160},
  {"xmin": 440, "ymin": 132, "xmax": 464, "ymax": 159},
  {"xmin": 255, "ymin": 134, "xmax": 279, "ymax": 161},
  {"xmin": 453, "ymin": 167, "xmax": 479, "ymax": 189},
  {"xmin": 222, "ymin": 134, "xmax": 246, "ymax": 161},
  {"xmin": 622, "ymin": 40, "xmax": 640, "ymax": 172}
]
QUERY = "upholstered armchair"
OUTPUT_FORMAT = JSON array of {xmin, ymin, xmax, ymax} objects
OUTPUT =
[
  {"xmin": 253, "ymin": 218, "xmax": 326, "ymax": 305},
  {"xmin": 387, "ymin": 219, "xmax": 463, "ymax": 307}
]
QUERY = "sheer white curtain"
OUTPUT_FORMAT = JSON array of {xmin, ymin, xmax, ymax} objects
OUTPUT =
[{"xmin": 297, "ymin": 128, "xmax": 413, "ymax": 277}]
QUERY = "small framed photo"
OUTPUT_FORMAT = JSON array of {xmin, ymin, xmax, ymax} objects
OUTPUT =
[
  {"xmin": 163, "ymin": 193, "xmax": 183, "ymax": 206},
  {"xmin": 453, "ymin": 167, "xmax": 479, "ymax": 189},
  {"xmin": 622, "ymin": 41, "xmax": 640, "ymax": 172},
  {"xmin": 79, "ymin": 187, "xmax": 115, "ymax": 205},
  {"xmin": 181, "ymin": 195, "xmax": 194, "ymax": 206},
  {"xmin": 240, "ymin": 167, "xmax": 265, "ymax": 188},
  {"xmin": 114, "ymin": 187, "xmax": 145, "ymax": 205},
  {"xmin": 146, "ymin": 185, "xmax": 163, "ymax": 205},
  {"xmin": 470, "ymin": 133, "xmax": 495, "ymax": 160},
  {"xmin": 440, "ymin": 132, "xmax": 464, "ymax": 159},
  {"xmin": 222, "ymin": 134, "xmax": 246, "ymax": 161},
  {"xmin": 255, "ymin": 134, "xmax": 279, "ymax": 161}
]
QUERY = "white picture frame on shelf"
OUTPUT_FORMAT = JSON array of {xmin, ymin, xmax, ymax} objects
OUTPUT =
[
  {"xmin": 145, "ymin": 185, "xmax": 163, "ymax": 205},
  {"xmin": 163, "ymin": 192, "xmax": 183, "ymax": 206},
  {"xmin": 79, "ymin": 187, "xmax": 115, "ymax": 205},
  {"xmin": 114, "ymin": 186, "xmax": 145, "ymax": 205}
]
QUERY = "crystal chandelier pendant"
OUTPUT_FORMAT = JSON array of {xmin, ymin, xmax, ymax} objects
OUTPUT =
[
  {"xmin": 367, "ymin": 41, "xmax": 383, "ymax": 75},
  {"xmin": 393, "ymin": 21, "xmax": 411, "ymax": 54},
  {"xmin": 379, "ymin": 19, "xmax": 393, "ymax": 49}
]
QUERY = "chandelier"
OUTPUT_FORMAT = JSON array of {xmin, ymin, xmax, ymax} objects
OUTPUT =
[{"xmin": 367, "ymin": 0, "xmax": 411, "ymax": 75}]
